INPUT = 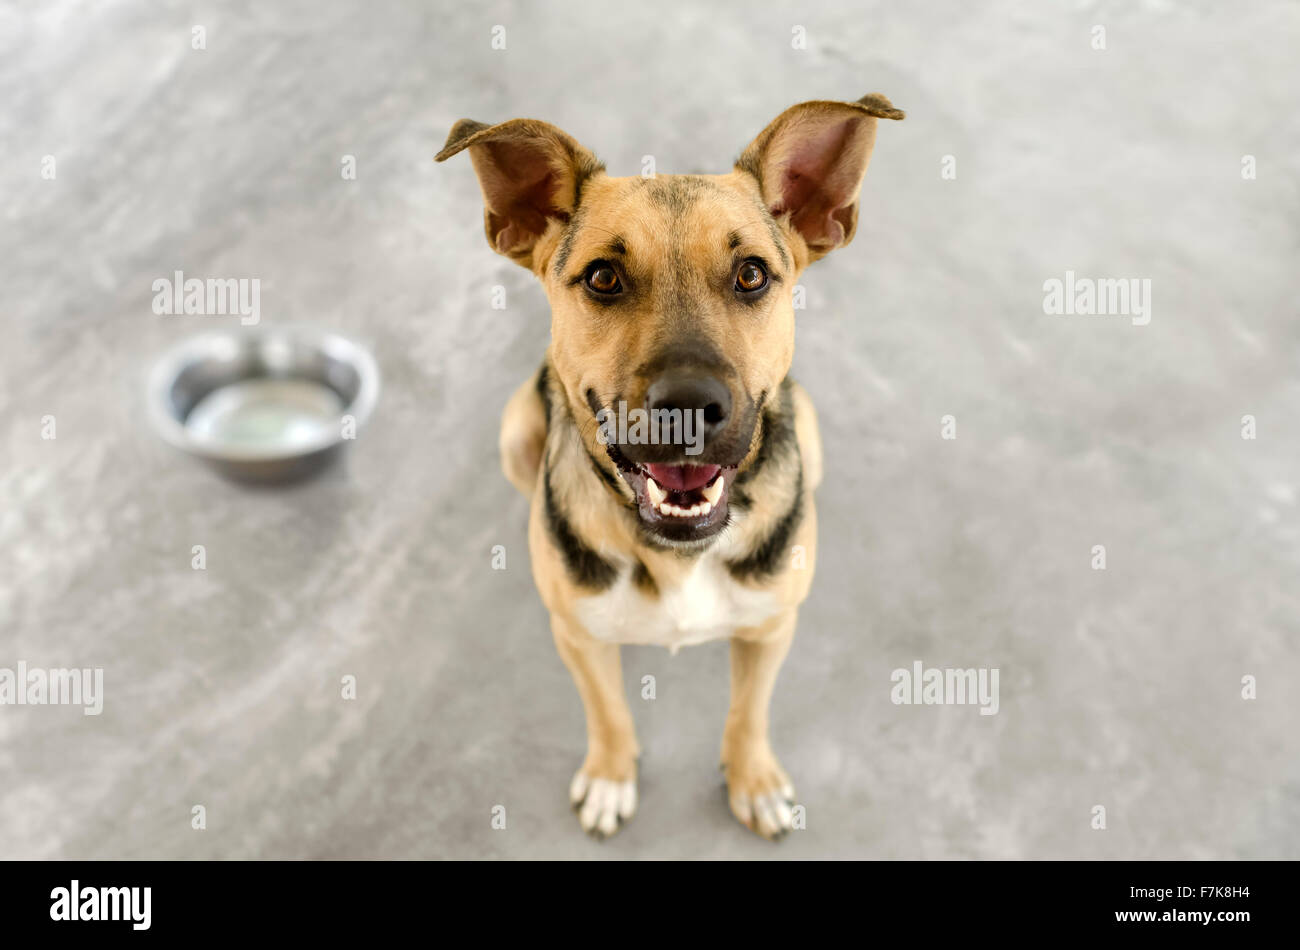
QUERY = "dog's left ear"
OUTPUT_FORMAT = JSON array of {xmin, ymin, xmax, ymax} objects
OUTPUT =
[
  {"xmin": 436, "ymin": 117, "xmax": 602, "ymax": 270},
  {"xmin": 736, "ymin": 93, "xmax": 904, "ymax": 264}
]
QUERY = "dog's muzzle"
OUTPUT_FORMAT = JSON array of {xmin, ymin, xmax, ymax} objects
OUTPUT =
[{"xmin": 592, "ymin": 373, "xmax": 756, "ymax": 544}]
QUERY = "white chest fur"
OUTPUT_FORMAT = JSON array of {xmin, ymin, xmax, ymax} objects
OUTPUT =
[{"xmin": 574, "ymin": 546, "xmax": 780, "ymax": 652}]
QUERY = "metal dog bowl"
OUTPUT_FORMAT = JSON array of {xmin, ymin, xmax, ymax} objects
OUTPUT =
[{"xmin": 147, "ymin": 327, "xmax": 379, "ymax": 482}]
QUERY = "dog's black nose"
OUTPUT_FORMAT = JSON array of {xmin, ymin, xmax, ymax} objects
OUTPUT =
[{"xmin": 645, "ymin": 373, "xmax": 731, "ymax": 440}]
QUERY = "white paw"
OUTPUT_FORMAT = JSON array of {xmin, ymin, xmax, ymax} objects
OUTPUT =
[
  {"xmin": 729, "ymin": 781, "xmax": 796, "ymax": 840},
  {"xmin": 570, "ymin": 770, "xmax": 637, "ymax": 838},
  {"xmin": 724, "ymin": 751, "xmax": 796, "ymax": 840}
]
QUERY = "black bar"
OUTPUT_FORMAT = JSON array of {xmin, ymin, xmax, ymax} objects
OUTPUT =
[{"xmin": 0, "ymin": 860, "xmax": 1284, "ymax": 937}]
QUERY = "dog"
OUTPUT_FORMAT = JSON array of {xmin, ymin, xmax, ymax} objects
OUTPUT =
[{"xmin": 437, "ymin": 93, "xmax": 903, "ymax": 839}]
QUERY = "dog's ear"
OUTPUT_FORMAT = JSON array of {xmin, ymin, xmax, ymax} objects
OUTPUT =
[
  {"xmin": 436, "ymin": 117, "xmax": 602, "ymax": 269},
  {"xmin": 736, "ymin": 93, "xmax": 904, "ymax": 264}
]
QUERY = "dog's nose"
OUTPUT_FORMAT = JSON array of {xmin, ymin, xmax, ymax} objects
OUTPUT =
[{"xmin": 645, "ymin": 373, "xmax": 731, "ymax": 440}]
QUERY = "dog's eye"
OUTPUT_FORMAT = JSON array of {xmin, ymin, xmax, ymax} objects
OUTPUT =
[
  {"xmin": 735, "ymin": 260, "xmax": 768, "ymax": 293},
  {"xmin": 585, "ymin": 263, "xmax": 622, "ymax": 295}
]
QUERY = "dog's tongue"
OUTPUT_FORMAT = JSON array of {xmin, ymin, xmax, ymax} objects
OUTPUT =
[{"xmin": 645, "ymin": 463, "xmax": 720, "ymax": 492}]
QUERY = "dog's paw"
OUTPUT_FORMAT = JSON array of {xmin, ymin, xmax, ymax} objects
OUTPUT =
[
  {"xmin": 569, "ymin": 765, "xmax": 637, "ymax": 839},
  {"xmin": 723, "ymin": 752, "xmax": 796, "ymax": 841}
]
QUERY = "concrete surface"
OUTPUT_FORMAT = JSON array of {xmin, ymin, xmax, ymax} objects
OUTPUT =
[{"xmin": 2, "ymin": 0, "xmax": 1298, "ymax": 859}]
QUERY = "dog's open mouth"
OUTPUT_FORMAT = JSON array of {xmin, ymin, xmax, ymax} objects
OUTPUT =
[{"xmin": 606, "ymin": 447, "xmax": 736, "ymax": 540}]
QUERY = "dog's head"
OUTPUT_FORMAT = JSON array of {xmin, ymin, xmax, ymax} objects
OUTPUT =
[{"xmin": 438, "ymin": 94, "xmax": 903, "ymax": 546}]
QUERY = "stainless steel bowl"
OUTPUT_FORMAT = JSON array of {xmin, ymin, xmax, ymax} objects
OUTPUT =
[{"xmin": 147, "ymin": 327, "xmax": 380, "ymax": 482}]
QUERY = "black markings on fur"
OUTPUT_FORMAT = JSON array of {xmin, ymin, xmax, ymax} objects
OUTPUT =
[
  {"xmin": 645, "ymin": 176, "xmax": 713, "ymax": 217},
  {"xmin": 550, "ymin": 158, "xmax": 607, "ymax": 276},
  {"xmin": 761, "ymin": 206, "xmax": 792, "ymax": 270},
  {"xmin": 581, "ymin": 389, "xmax": 638, "ymax": 506},
  {"xmin": 535, "ymin": 362, "xmax": 552, "ymax": 431},
  {"xmin": 632, "ymin": 561, "xmax": 659, "ymax": 597},
  {"xmin": 733, "ymin": 153, "xmax": 793, "ymax": 270},
  {"xmin": 543, "ymin": 465, "xmax": 618, "ymax": 591},
  {"xmin": 733, "ymin": 386, "xmax": 782, "ymax": 491},
  {"xmin": 727, "ymin": 467, "xmax": 803, "ymax": 582},
  {"xmin": 584, "ymin": 444, "xmax": 628, "ymax": 499},
  {"xmin": 728, "ymin": 379, "xmax": 803, "ymax": 579},
  {"xmin": 552, "ymin": 206, "xmax": 587, "ymax": 276},
  {"xmin": 571, "ymin": 157, "xmax": 604, "ymax": 207}
]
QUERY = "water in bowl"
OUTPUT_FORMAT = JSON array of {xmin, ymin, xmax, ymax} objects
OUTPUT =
[{"xmin": 185, "ymin": 378, "xmax": 343, "ymax": 453}]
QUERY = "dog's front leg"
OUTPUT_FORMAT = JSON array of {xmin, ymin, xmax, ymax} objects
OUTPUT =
[
  {"xmin": 551, "ymin": 616, "xmax": 640, "ymax": 838},
  {"xmin": 722, "ymin": 609, "xmax": 798, "ymax": 840}
]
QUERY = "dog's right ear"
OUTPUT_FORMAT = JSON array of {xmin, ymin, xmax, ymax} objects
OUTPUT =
[{"xmin": 436, "ymin": 118, "xmax": 602, "ymax": 270}]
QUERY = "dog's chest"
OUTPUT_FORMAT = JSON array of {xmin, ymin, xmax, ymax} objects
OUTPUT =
[{"xmin": 575, "ymin": 550, "xmax": 780, "ymax": 651}]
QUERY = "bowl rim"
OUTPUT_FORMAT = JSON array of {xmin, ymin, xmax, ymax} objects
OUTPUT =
[{"xmin": 146, "ymin": 325, "xmax": 381, "ymax": 463}]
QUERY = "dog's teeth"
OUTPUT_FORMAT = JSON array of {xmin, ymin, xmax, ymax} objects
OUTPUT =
[
  {"xmin": 646, "ymin": 478, "xmax": 667, "ymax": 506},
  {"xmin": 703, "ymin": 476, "xmax": 724, "ymax": 506},
  {"xmin": 654, "ymin": 496, "xmax": 716, "ymax": 519}
]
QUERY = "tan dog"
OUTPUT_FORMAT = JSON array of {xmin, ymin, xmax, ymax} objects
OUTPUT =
[{"xmin": 437, "ymin": 93, "xmax": 903, "ymax": 839}]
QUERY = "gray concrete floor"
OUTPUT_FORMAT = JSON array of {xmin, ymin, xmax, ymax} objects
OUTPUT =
[{"xmin": 2, "ymin": 0, "xmax": 1298, "ymax": 859}]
